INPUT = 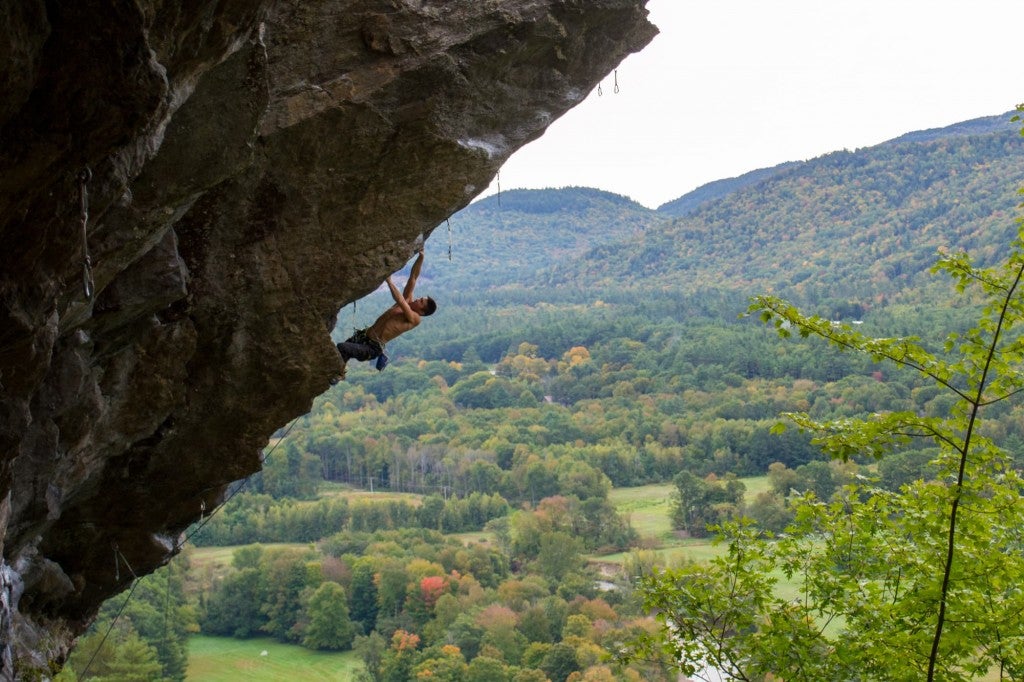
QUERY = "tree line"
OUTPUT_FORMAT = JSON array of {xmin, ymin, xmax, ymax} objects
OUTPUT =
[{"xmin": 192, "ymin": 491, "xmax": 511, "ymax": 546}]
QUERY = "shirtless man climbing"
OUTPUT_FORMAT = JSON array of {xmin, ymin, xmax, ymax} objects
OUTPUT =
[{"xmin": 336, "ymin": 248, "xmax": 436, "ymax": 379}]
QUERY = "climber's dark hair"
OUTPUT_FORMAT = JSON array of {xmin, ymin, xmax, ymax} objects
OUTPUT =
[{"xmin": 423, "ymin": 297, "xmax": 437, "ymax": 316}]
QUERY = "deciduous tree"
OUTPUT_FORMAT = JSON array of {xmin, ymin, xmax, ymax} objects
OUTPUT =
[{"xmin": 303, "ymin": 581, "xmax": 356, "ymax": 650}]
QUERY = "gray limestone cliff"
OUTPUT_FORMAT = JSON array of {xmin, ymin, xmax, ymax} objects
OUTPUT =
[{"xmin": 0, "ymin": 0, "xmax": 656, "ymax": 675}]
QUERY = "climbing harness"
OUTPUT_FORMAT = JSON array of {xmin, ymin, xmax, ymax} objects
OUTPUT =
[{"xmin": 78, "ymin": 168, "xmax": 94, "ymax": 300}]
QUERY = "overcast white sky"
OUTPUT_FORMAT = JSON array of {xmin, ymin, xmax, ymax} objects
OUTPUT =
[{"xmin": 477, "ymin": 0, "xmax": 1024, "ymax": 209}]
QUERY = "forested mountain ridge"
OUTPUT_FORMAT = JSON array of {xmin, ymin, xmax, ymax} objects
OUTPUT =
[
  {"xmin": 655, "ymin": 162, "xmax": 800, "ymax": 217},
  {"xmin": 887, "ymin": 111, "xmax": 1017, "ymax": 143},
  {"xmin": 422, "ymin": 187, "xmax": 660, "ymax": 292},
  {"xmin": 551, "ymin": 111, "xmax": 1024, "ymax": 303}
]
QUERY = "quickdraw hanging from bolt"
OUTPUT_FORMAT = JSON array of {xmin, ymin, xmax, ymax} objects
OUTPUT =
[
  {"xmin": 597, "ymin": 69, "xmax": 620, "ymax": 97},
  {"xmin": 78, "ymin": 167, "xmax": 94, "ymax": 300}
]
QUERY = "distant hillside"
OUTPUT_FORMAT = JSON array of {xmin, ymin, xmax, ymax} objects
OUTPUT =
[
  {"xmin": 887, "ymin": 111, "xmax": 1014, "ymax": 144},
  {"xmin": 543, "ymin": 113, "xmax": 1024, "ymax": 304},
  {"xmin": 419, "ymin": 186, "xmax": 661, "ymax": 291},
  {"xmin": 656, "ymin": 162, "xmax": 799, "ymax": 217}
]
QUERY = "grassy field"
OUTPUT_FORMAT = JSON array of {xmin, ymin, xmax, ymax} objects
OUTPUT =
[
  {"xmin": 448, "ymin": 530, "xmax": 497, "ymax": 547},
  {"xmin": 598, "ymin": 476, "xmax": 787, "ymax": 574},
  {"xmin": 188, "ymin": 543, "xmax": 311, "ymax": 571},
  {"xmin": 741, "ymin": 474, "xmax": 770, "ymax": 498},
  {"xmin": 187, "ymin": 636, "xmax": 362, "ymax": 681},
  {"xmin": 598, "ymin": 481, "xmax": 737, "ymax": 565},
  {"xmin": 592, "ymin": 538, "xmax": 724, "ymax": 567},
  {"xmin": 317, "ymin": 481, "xmax": 423, "ymax": 504},
  {"xmin": 608, "ymin": 483, "xmax": 676, "ymax": 541},
  {"xmin": 607, "ymin": 476, "xmax": 770, "ymax": 547},
  {"xmin": 185, "ymin": 543, "xmax": 314, "ymax": 596}
]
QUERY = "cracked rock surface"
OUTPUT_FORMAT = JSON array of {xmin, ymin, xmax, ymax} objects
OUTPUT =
[{"xmin": 0, "ymin": 0, "xmax": 655, "ymax": 675}]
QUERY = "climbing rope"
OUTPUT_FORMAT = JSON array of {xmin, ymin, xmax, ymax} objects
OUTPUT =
[
  {"xmin": 446, "ymin": 219, "xmax": 453, "ymax": 261},
  {"xmin": 163, "ymin": 567, "xmax": 173, "ymax": 660},
  {"xmin": 179, "ymin": 414, "xmax": 302, "ymax": 546},
  {"xmin": 80, "ymin": 546, "xmax": 139, "ymax": 678},
  {"xmin": 77, "ymin": 168, "xmax": 94, "ymax": 300},
  {"xmin": 79, "ymin": 579, "xmax": 141, "ymax": 677},
  {"xmin": 113, "ymin": 545, "xmax": 138, "ymax": 582},
  {"xmin": 78, "ymin": 414, "xmax": 304, "ymax": 675}
]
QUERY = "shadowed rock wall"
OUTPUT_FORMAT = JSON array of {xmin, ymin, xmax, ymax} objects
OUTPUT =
[{"xmin": 0, "ymin": 0, "xmax": 655, "ymax": 674}]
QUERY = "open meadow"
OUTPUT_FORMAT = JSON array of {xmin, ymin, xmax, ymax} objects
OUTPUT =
[
  {"xmin": 597, "ymin": 476, "xmax": 806, "ymax": 604},
  {"xmin": 185, "ymin": 543, "xmax": 313, "ymax": 596},
  {"xmin": 187, "ymin": 636, "xmax": 363, "ymax": 681},
  {"xmin": 600, "ymin": 476, "xmax": 770, "ymax": 566},
  {"xmin": 317, "ymin": 480, "xmax": 423, "ymax": 504}
]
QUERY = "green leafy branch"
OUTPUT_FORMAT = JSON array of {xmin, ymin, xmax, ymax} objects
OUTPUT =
[{"xmin": 752, "ymin": 225, "xmax": 1024, "ymax": 680}]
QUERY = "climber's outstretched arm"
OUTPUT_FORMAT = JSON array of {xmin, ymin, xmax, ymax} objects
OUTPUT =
[{"xmin": 402, "ymin": 248, "xmax": 425, "ymax": 300}]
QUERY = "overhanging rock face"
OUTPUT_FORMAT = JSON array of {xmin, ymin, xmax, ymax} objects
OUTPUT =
[{"xmin": 0, "ymin": 0, "xmax": 655, "ymax": 674}]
